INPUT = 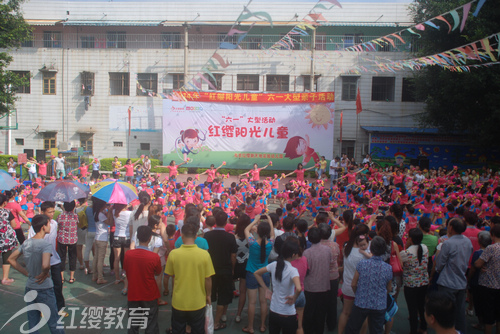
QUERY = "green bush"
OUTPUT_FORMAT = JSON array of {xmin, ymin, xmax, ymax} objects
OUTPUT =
[
  {"xmin": 98, "ymin": 158, "xmax": 162, "ymax": 172},
  {"xmin": 0, "ymin": 155, "xmax": 20, "ymax": 173}
]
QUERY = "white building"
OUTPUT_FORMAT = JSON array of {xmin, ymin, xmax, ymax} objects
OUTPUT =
[{"xmin": 3, "ymin": 0, "xmax": 425, "ymax": 163}]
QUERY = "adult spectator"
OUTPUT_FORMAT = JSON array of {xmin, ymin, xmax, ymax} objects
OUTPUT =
[
  {"xmin": 56, "ymin": 201, "xmax": 79, "ymax": 284},
  {"xmin": 204, "ymin": 211, "xmax": 237, "ymax": 329},
  {"xmin": 400, "ymin": 228, "xmax": 429, "ymax": 334},
  {"xmin": 274, "ymin": 216, "xmax": 297, "ymax": 257},
  {"xmin": 345, "ymin": 236, "xmax": 393, "ymax": 334},
  {"xmin": 243, "ymin": 214, "xmax": 275, "ymax": 334},
  {"xmin": 234, "ymin": 214, "xmax": 251, "ymax": 324},
  {"xmin": 338, "ymin": 224, "xmax": 370, "ymax": 334},
  {"xmin": 28, "ymin": 201, "xmax": 66, "ymax": 316},
  {"xmin": 165, "ymin": 222, "xmax": 215, "ymax": 334},
  {"xmin": 5, "ymin": 189, "xmax": 30, "ymax": 245},
  {"xmin": 329, "ymin": 156, "xmax": 340, "ymax": 188},
  {"xmin": 124, "ymin": 225, "xmax": 162, "ymax": 334},
  {"xmin": 0, "ymin": 194, "xmax": 17, "ymax": 286},
  {"xmin": 419, "ymin": 217, "xmax": 438, "ymax": 275},
  {"xmin": 8, "ymin": 215, "xmax": 63, "ymax": 333},
  {"xmin": 254, "ymin": 239, "xmax": 302, "ymax": 334},
  {"xmin": 318, "ymin": 223, "xmax": 340, "ymax": 331},
  {"xmin": 54, "ymin": 152, "xmax": 65, "ymax": 178},
  {"xmin": 303, "ymin": 227, "xmax": 332, "ymax": 334},
  {"xmin": 424, "ymin": 292, "xmax": 459, "ymax": 334},
  {"xmin": 474, "ymin": 224, "xmax": 500, "ymax": 334},
  {"xmin": 435, "ymin": 218, "xmax": 473, "ymax": 333}
]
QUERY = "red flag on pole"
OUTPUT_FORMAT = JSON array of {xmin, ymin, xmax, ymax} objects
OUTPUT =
[
  {"xmin": 356, "ymin": 87, "xmax": 362, "ymax": 114},
  {"xmin": 340, "ymin": 111, "xmax": 343, "ymax": 142},
  {"xmin": 127, "ymin": 106, "xmax": 132, "ymax": 136}
]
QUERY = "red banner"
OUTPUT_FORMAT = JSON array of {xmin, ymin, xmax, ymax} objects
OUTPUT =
[{"xmin": 173, "ymin": 91, "xmax": 335, "ymax": 104}]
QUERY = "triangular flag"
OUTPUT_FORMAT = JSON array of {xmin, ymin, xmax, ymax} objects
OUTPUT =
[
  {"xmin": 460, "ymin": 2, "xmax": 472, "ymax": 32},
  {"xmin": 473, "ymin": 0, "xmax": 487, "ymax": 17},
  {"xmin": 356, "ymin": 88, "xmax": 362, "ymax": 115}
]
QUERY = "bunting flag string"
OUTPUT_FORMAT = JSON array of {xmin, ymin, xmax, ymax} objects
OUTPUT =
[
  {"xmin": 342, "ymin": 0, "xmax": 486, "ymax": 53},
  {"xmin": 340, "ymin": 31, "xmax": 500, "ymax": 75}
]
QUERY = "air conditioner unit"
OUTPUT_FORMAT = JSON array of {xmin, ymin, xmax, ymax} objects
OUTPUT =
[{"xmin": 59, "ymin": 141, "xmax": 73, "ymax": 151}]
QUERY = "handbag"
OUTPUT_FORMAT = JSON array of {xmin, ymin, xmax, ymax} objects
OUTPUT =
[
  {"xmin": 205, "ymin": 304, "xmax": 214, "ymax": 334},
  {"xmin": 390, "ymin": 242, "xmax": 403, "ymax": 276}
]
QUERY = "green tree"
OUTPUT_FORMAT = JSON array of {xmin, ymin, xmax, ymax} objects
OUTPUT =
[
  {"xmin": 0, "ymin": 0, "xmax": 32, "ymax": 117},
  {"xmin": 409, "ymin": 0, "xmax": 500, "ymax": 146}
]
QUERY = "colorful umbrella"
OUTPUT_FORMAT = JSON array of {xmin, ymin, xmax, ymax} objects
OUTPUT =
[
  {"xmin": 0, "ymin": 170, "xmax": 18, "ymax": 190},
  {"xmin": 36, "ymin": 180, "xmax": 90, "ymax": 202},
  {"xmin": 90, "ymin": 179, "xmax": 138, "ymax": 204}
]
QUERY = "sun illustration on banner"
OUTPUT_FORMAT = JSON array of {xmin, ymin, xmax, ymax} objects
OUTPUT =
[{"xmin": 304, "ymin": 104, "xmax": 334, "ymax": 130}]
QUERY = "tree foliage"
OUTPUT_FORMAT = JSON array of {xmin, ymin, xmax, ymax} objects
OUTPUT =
[
  {"xmin": 409, "ymin": 0, "xmax": 500, "ymax": 146},
  {"xmin": 0, "ymin": 0, "xmax": 32, "ymax": 117}
]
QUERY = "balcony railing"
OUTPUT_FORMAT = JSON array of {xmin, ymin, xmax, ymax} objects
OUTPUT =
[{"xmin": 20, "ymin": 33, "xmax": 420, "ymax": 52}]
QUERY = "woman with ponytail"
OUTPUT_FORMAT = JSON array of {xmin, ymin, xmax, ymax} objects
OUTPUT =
[
  {"xmin": 128, "ymin": 191, "xmax": 151, "ymax": 239},
  {"xmin": 400, "ymin": 228, "xmax": 429, "ymax": 334},
  {"xmin": 254, "ymin": 239, "xmax": 301, "ymax": 334},
  {"xmin": 243, "ymin": 214, "xmax": 275, "ymax": 334}
]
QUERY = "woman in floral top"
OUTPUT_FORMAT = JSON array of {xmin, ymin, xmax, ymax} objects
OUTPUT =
[
  {"xmin": 57, "ymin": 201, "xmax": 79, "ymax": 283},
  {"xmin": 400, "ymin": 228, "xmax": 429, "ymax": 334},
  {"xmin": 0, "ymin": 194, "xmax": 17, "ymax": 285}
]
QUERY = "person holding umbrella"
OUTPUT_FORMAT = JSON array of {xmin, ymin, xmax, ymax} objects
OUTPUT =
[{"xmin": 56, "ymin": 201, "xmax": 79, "ymax": 284}]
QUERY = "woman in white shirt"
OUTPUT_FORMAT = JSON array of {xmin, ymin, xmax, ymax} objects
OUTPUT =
[
  {"xmin": 109, "ymin": 204, "xmax": 132, "ymax": 288},
  {"xmin": 254, "ymin": 239, "xmax": 301, "ymax": 334},
  {"xmin": 128, "ymin": 192, "xmax": 151, "ymax": 239},
  {"xmin": 92, "ymin": 198, "xmax": 111, "ymax": 285}
]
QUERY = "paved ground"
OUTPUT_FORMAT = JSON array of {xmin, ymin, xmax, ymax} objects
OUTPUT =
[{"xmin": 0, "ymin": 174, "xmax": 484, "ymax": 333}]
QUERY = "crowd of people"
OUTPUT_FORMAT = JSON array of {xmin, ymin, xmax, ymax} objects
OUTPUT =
[{"xmin": 0, "ymin": 155, "xmax": 499, "ymax": 334}]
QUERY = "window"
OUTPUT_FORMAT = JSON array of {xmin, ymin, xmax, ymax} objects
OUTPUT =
[
  {"xmin": 208, "ymin": 74, "xmax": 224, "ymax": 91},
  {"xmin": 237, "ymin": 75, "xmax": 259, "ymax": 91},
  {"xmin": 107, "ymin": 31, "xmax": 126, "ymax": 49},
  {"xmin": 137, "ymin": 73, "xmax": 158, "ymax": 96},
  {"xmin": 80, "ymin": 134, "xmax": 93, "ymax": 154},
  {"xmin": 341, "ymin": 76, "xmax": 359, "ymax": 101},
  {"xmin": 43, "ymin": 133, "xmax": 57, "ymax": 150},
  {"xmin": 266, "ymin": 75, "xmax": 289, "ymax": 92},
  {"xmin": 246, "ymin": 37, "xmax": 263, "ymax": 50},
  {"xmin": 81, "ymin": 36, "xmax": 95, "ymax": 49},
  {"xmin": 172, "ymin": 74, "xmax": 184, "ymax": 90},
  {"xmin": 43, "ymin": 72, "xmax": 56, "ymax": 95},
  {"xmin": 81, "ymin": 72, "xmax": 94, "ymax": 96},
  {"xmin": 315, "ymin": 34, "xmax": 327, "ymax": 51},
  {"xmin": 162, "ymin": 33, "xmax": 181, "ymax": 49},
  {"xmin": 343, "ymin": 34, "xmax": 363, "ymax": 48},
  {"xmin": 12, "ymin": 71, "xmax": 30, "ymax": 94},
  {"xmin": 341, "ymin": 140, "xmax": 355, "ymax": 158},
  {"xmin": 109, "ymin": 73, "xmax": 130, "ymax": 96},
  {"xmin": 402, "ymin": 77, "xmax": 419, "ymax": 102},
  {"xmin": 280, "ymin": 34, "xmax": 301, "ymax": 50},
  {"xmin": 303, "ymin": 75, "xmax": 320, "ymax": 92},
  {"xmin": 114, "ymin": 141, "xmax": 123, "ymax": 147},
  {"xmin": 371, "ymin": 77, "xmax": 395, "ymax": 102},
  {"xmin": 43, "ymin": 31, "xmax": 62, "ymax": 48},
  {"xmin": 15, "ymin": 138, "xmax": 24, "ymax": 146},
  {"xmin": 218, "ymin": 32, "xmax": 237, "ymax": 44},
  {"xmin": 140, "ymin": 143, "xmax": 150, "ymax": 151}
]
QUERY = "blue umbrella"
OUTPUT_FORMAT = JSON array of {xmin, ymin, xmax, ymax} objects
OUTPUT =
[
  {"xmin": 0, "ymin": 170, "xmax": 19, "ymax": 190},
  {"xmin": 36, "ymin": 180, "xmax": 90, "ymax": 202}
]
